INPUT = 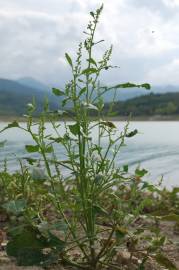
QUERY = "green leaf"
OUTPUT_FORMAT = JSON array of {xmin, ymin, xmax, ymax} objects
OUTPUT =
[
  {"xmin": 115, "ymin": 226, "xmax": 128, "ymax": 241},
  {"xmin": 82, "ymin": 67, "xmax": 97, "ymax": 75},
  {"xmin": 126, "ymin": 129, "xmax": 138, "ymax": 137},
  {"xmin": 3, "ymin": 199, "xmax": 27, "ymax": 215},
  {"xmin": 68, "ymin": 123, "xmax": 80, "ymax": 136},
  {"xmin": 15, "ymin": 249, "xmax": 46, "ymax": 266},
  {"xmin": 49, "ymin": 137, "xmax": 64, "ymax": 143},
  {"xmin": 141, "ymin": 83, "xmax": 151, "ymax": 89},
  {"xmin": 123, "ymin": 165, "xmax": 128, "ymax": 172},
  {"xmin": 90, "ymin": 11, "xmax": 94, "ymax": 17},
  {"xmin": 50, "ymin": 221, "xmax": 68, "ymax": 232},
  {"xmin": 6, "ymin": 228, "xmax": 47, "ymax": 266},
  {"xmin": 52, "ymin": 88, "xmax": 65, "ymax": 96},
  {"xmin": 62, "ymin": 97, "xmax": 70, "ymax": 107},
  {"xmin": 78, "ymin": 87, "xmax": 87, "ymax": 97},
  {"xmin": 48, "ymin": 232, "xmax": 66, "ymax": 251},
  {"xmin": 113, "ymin": 82, "xmax": 151, "ymax": 90},
  {"xmin": 25, "ymin": 145, "xmax": 39, "ymax": 153},
  {"xmin": 0, "ymin": 121, "xmax": 19, "ymax": 133},
  {"xmin": 155, "ymin": 253, "xmax": 177, "ymax": 270},
  {"xmin": 100, "ymin": 121, "xmax": 116, "ymax": 129},
  {"xmin": 31, "ymin": 167, "xmax": 48, "ymax": 181},
  {"xmin": 24, "ymin": 157, "xmax": 37, "ymax": 165},
  {"xmin": 87, "ymin": 58, "xmax": 97, "ymax": 66},
  {"xmin": 65, "ymin": 53, "xmax": 73, "ymax": 67},
  {"xmin": 44, "ymin": 145, "xmax": 53, "ymax": 153},
  {"xmin": 93, "ymin": 204, "xmax": 108, "ymax": 216},
  {"xmin": 135, "ymin": 168, "xmax": 148, "ymax": 177}
]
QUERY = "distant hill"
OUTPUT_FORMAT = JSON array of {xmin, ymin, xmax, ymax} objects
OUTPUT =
[
  {"xmin": 17, "ymin": 77, "xmax": 49, "ymax": 91},
  {"xmin": 0, "ymin": 78, "xmax": 58, "ymax": 116},
  {"xmin": 104, "ymin": 92, "xmax": 179, "ymax": 116},
  {"xmin": 1, "ymin": 76, "xmax": 179, "ymax": 117}
]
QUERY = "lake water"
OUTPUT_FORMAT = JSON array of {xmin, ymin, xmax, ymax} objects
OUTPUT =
[{"xmin": 0, "ymin": 121, "xmax": 179, "ymax": 188}]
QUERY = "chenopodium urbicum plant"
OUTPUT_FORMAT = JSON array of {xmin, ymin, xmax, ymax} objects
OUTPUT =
[{"xmin": 1, "ymin": 5, "xmax": 170, "ymax": 270}]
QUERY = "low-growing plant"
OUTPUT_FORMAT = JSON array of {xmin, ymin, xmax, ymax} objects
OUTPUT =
[{"xmin": 0, "ymin": 4, "xmax": 178, "ymax": 270}]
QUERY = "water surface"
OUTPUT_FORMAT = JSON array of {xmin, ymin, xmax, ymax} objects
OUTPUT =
[{"xmin": 0, "ymin": 121, "xmax": 179, "ymax": 188}]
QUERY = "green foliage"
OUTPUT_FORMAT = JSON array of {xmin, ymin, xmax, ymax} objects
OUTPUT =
[
  {"xmin": 155, "ymin": 253, "xmax": 177, "ymax": 270},
  {"xmin": 113, "ymin": 82, "xmax": 151, "ymax": 90},
  {"xmin": 52, "ymin": 88, "xmax": 65, "ymax": 96},
  {"xmin": 25, "ymin": 145, "xmax": 39, "ymax": 153},
  {"xmin": 104, "ymin": 92, "xmax": 179, "ymax": 117},
  {"xmin": 3, "ymin": 199, "xmax": 27, "ymax": 215}
]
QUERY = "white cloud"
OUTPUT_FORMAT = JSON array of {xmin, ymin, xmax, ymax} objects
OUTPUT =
[
  {"xmin": 0, "ymin": 0, "xmax": 179, "ymax": 86},
  {"xmin": 146, "ymin": 59, "xmax": 179, "ymax": 85},
  {"xmin": 163, "ymin": 0, "xmax": 179, "ymax": 7}
]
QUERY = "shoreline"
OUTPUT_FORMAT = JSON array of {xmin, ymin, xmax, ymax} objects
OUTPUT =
[{"xmin": 1, "ymin": 115, "xmax": 179, "ymax": 122}]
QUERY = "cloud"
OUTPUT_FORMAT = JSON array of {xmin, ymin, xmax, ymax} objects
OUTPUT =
[
  {"xmin": 146, "ymin": 58, "xmax": 179, "ymax": 85},
  {"xmin": 0, "ymin": 0, "xmax": 179, "ymax": 87}
]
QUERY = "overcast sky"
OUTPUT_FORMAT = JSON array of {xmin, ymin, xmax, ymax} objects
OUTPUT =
[{"xmin": 1, "ymin": 0, "xmax": 179, "ymax": 87}]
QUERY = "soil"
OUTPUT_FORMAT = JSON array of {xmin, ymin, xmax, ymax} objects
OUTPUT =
[{"xmin": 0, "ymin": 211, "xmax": 179, "ymax": 270}]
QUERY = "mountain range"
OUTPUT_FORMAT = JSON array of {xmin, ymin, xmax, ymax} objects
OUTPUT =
[
  {"xmin": 0, "ymin": 77, "xmax": 179, "ymax": 116},
  {"xmin": 0, "ymin": 77, "xmax": 58, "ymax": 116}
]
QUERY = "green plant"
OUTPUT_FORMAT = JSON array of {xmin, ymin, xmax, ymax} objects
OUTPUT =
[{"xmin": 1, "ymin": 4, "xmax": 177, "ymax": 270}]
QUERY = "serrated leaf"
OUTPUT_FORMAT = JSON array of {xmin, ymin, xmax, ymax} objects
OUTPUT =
[
  {"xmin": 6, "ymin": 228, "xmax": 47, "ymax": 266},
  {"xmin": 25, "ymin": 145, "xmax": 39, "ymax": 153},
  {"xmin": 0, "ymin": 121, "xmax": 19, "ymax": 133},
  {"xmin": 65, "ymin": 53, "xmax": 73, "ymax": 67},
  {"xmin": 68, "ymin": 123, "xmax": 80, "ymax": 136},
  {"xmin": 3, "ymin": 199, "xmax": 27, "ymax": 215},
  {"xmin": 52, "ymin": 88, "xmax": 65, "ymax": 96}
]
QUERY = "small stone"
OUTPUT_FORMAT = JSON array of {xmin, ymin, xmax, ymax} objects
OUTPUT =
[{"xmin": 117, "ymin": 250, "xmax": 138, "ymax": 265}]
